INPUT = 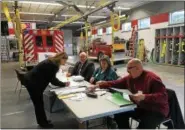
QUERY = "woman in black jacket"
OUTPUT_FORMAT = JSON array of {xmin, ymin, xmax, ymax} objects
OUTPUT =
[{"xmin": 23, "ymin": 52, "xmax": 69, "ymax": 128}]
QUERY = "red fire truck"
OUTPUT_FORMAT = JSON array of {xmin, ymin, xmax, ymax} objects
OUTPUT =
[
  {"xmin": 88, "ymin": 38, "xmax": 125, "ymax": 61},
  {"xmin": 23, "ymin": 29, "xmax": 64, "ymax": 68}
]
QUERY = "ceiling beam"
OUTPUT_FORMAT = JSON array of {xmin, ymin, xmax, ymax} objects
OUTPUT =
[{"xmin": 50, "ymin": 0, "xmax": 118, "ymax": 29}]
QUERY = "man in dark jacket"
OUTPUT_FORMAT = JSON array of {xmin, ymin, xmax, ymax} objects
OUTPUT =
[{"xmin": 67, "ymin": 52, "xmax": 95, "ymax": 81}]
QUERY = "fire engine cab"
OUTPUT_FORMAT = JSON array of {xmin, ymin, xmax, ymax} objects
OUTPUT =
[{"xmin": 23, "ymin": 29, "xmax": 64, "ymax": 68}]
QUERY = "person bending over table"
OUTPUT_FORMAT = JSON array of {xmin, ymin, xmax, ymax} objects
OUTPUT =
[
  {"xmin": 89, "ymin": 55, "xmax": 118, "ymax": 84},
  {"xmin": 67, "ymin": 51, "xmax": 95, "ymax": 81},
  {"xmin": 88, "ymin": 58, "xmax": 169, "ymax": 129},
  {"xmin": 23, "ymin": 52, "xmax": 70, "ymax": 128}
]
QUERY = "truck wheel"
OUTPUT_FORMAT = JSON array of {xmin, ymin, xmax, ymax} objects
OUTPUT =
[{"xmin": 98, "ymin": 52, "xmax": 104, "ymax": 61}]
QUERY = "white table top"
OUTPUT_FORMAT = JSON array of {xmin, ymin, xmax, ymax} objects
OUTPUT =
[{"xmin": 50, "ymin": 71, "xmax": 136, "ymax": 123}]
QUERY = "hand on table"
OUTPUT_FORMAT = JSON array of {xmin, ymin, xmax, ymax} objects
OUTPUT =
[
  {"xmin": 129, "ymin": 92, "xmax": 145, "ymax": 104},
  {"xmin": 87, "ymin": 85, "xmax": 99, "ymax": 92},
  {"xmin": 89, "ymin": 77, "xmax": 95, "ymax": 84},
  {"xmin": 96, "ymin": 81, "xmax": 106, "ymax": 85}
]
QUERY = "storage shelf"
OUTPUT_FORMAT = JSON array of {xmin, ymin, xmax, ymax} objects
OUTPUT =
[{"xmin": 155, "ymin": 25, "xmax": 185, "ymax": 67}]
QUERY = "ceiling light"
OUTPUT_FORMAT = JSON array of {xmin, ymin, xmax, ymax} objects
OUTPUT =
[
  {"xmin": 77, "ymin": 5, "xmax": 96, "ymax": 9},
  {"xmin": 61, "ymin": 14, "xmax": 106, "ymax": 18},
  {"xmin": 8, "ymin": 12, "xmax": 54, "ymax": 16},
  {"xmin": 53, "ymin": 21, "xmax": 84, "ymax": 24},
  {"xmin": 114, "ymin": 6, "xmax": 130, "ymax": 10},
  {"xmin": 7, "ymin": 1, "xmax": 96, "ymax": 9},
  {"xmin": 7, "ymin": 1, "xmax": 63, "ymax": 6},
  {"xmin": 21, "ymin": 20, "xmax": 48, "ymax": 22}
]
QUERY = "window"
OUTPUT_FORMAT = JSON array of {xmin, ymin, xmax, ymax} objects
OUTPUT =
[
  {"xmin": 122, "ymin": 22, "xmax": 131, "ymax": 31},
  {"xmin": 97, "ymin": 28, "xmax": 103, "ymax": 36},
  {"xmin": 138, "ymin": 17, "xmax": 150, "ymax": 29},
  {"xmin": 46, "ymin": 36, "xmax": 53, "ymax": 46},
  {"xmin": 106, "ymin": 27, "xmax": 112, "ymax": 34},
  {"xmin": 35, "ymin": 36, "xmax": 43, "ymax": 47},
  {"xmin": 169, "ymin": 10, "xmax": 184, "ymax": 25}
]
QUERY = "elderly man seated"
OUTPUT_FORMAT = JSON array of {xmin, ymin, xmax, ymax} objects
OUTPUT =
[
  {"xmin": 89, "ymin": 58, "xmax": 169, "ymax": 129},
  {"xmin": 67, "ymin": 52, "xmax": 95, "ymax": 81}
]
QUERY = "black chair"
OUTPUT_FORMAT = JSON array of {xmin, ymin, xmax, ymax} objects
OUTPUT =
[
  {"xmin": 130, "ymin": 88, "xmax": 175, "ymax": 129},
  {"xmin": 14, "ymin": 69, "xmax": 27, "ymax": 99}
]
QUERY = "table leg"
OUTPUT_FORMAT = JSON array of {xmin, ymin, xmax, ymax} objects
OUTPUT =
[{"xmin": 78, "ymin": 121, "xmax": 88, "ymax": 129}]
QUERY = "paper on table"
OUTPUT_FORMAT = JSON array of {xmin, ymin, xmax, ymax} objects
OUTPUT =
[
  {"xmin": 53, "ymin": 87, "xmax": 86, "ymax": 96},
  {"xmin": 70, "ymin": 93, "xmax": 86, "ymax": 101},
  {"xmin": 111, "ymin": 88, "xmax": 133, "ymax": 95}
]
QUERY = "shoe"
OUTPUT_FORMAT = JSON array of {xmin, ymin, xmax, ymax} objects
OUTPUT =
[{"xmin": 39, "ymin": 123, "xmax": 54, "ymax": 128}]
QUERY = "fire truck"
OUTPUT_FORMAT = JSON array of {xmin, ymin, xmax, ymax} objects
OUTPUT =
[
  {"xmin": 88, "ymin": 38, "xmax": 125, "ymax": 61},
  {"xmin": 23, "ymin": 29, "xmax": 64, "ymax": 68}
]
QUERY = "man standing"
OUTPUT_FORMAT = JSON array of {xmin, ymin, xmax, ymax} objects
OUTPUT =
[
  {"xmin": 67, "ymin": 52, "xmax": 95, "ymax": 81},
  {"xmin": 89, "ymin": 58, "xmax": 169, "ymax": 129}
]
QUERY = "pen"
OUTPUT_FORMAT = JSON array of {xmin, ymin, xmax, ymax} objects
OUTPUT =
[{"xmin": 100, "ymin": 93, "xmax": 106, "ymax": 96}]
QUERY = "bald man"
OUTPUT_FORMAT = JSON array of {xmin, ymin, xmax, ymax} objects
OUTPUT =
[
  {"xmin": 89, "ymin": 58, "xmax": 169, "ymax": 129},
  {"xmin": 68, "ymin": 52, "xmax": 95, "ymax": 81}
]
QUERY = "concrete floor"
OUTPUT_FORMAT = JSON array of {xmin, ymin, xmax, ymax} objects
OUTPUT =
[{"xmin": 1, "ymin": 61, "xmax": 184, "ymax": 128}]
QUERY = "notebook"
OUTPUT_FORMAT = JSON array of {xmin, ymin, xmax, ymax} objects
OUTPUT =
[{"xmin": 106, "ymin": 93, "xmax": 134, "ymax": 107}]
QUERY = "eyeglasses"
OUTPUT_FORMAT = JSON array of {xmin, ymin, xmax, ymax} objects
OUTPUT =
[{"xmin": 127, "ymin": 66, "xmax": 136, "ymax": 70}]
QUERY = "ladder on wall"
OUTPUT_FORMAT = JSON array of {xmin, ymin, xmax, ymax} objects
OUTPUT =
[
  {"xmin": 129, "ymin": 25, "xmax": 138, "ymax": 57},
  {"xmin": 1, "ymin": 36, "xmax": 10, "ymax": 62}
]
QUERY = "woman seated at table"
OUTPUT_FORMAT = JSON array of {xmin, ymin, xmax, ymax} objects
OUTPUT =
[{"xmin": 90, "ymin": 55, "xmax": 118, "ymax": 84}]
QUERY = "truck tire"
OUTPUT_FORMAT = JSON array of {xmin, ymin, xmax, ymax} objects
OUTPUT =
[{"xmin": 98, "ymin": 52, "xmax": 104, "ymax": 61}]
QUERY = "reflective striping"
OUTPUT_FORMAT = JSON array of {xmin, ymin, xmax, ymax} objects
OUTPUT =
[
  {"xmin": 24, "ymin": 33, "xmax": 29, "ymax": 40},
  {"xmin": 55, "ymin": 35, "xmax": 63, "ymax": 44},
  {"xmin": 27, "ymin": 44, "xmax": 34, "ymax": 51},
  {"xmin": 28, "ymin": 54, "xmax": 35, "ymax": 61},
  {"xmin": 25, "ymin": 40, "xmax": 33, "ymax": 49},
  {"xmin": 58, "ymin": 34, "xmax": 63, "ymax": 40},
  {"xmin": 24, "ymin": 35, "xmax": 33, "ymax": 45},
  {"xmin": 55, "ymin": 39, "xmax": 63, "ymax": 48},
  {"xmin": 55, "ymin": 44, "xmax": 63, "ymax": 52},
  {"xmin": 26, "ymin": 49, "xmax": 34, "ymax": 58}
]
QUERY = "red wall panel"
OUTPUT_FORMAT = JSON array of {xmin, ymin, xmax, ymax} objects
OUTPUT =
[
  {"xmin": 131, "ymin": 20, "xmax": 138, "ymax": 27},
  {"xmin": 151, "ymin": 13, "xmax": 169, "ymax": 24},
  {"xmin": 103, "ymin": 27, "xmax": 106, "ymax": 33}
]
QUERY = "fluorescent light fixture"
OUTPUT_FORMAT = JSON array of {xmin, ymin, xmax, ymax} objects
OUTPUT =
[
  {"xmin": 53, "ymin": 21, "xmax": 84, "ymax": 24},
  {"xmin": 61, "ymin": 14, "xmax": 106, "ymax": 18},
  {"xmin": 9, "ymin": 12, "xmax": 54, "ymax": 16},
  {"xmin": 21, "ymin": 20, "xmax": 48, "ymax": 22},
  {"xmin": 7, "ymin": 1, "xmax": 96, "ymax": 8},
  {"xmin": 114, "ymin": 6, "xmax": 130, "ymax": 10},
  {"xmin": 77, "ymin": 5, "xmax": 96, "ymax": 8},
  {"xmin": 7, "ymin": 1, "xmax": 63, "ymax": 6}
]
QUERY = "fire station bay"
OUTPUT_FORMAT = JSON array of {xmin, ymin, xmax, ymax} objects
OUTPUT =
[{"xmin": 1, "ymin": 0, "xmax": 185, "ymax": 129}]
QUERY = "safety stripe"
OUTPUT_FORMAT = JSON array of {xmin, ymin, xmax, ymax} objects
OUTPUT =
[
  {"xmin": 24, "ymin": 33, "xmax": 29, "ymax": 40},
  {"xmin": 24, "ymin": 35, "xmax": 33, "ymax": 45},
  {"xmin": 55, "ymin": 39, "xmax": 63, "ymax": 49},
  {"xmin": 25, "ymin": 40, "xmax": 33, "ymax": 49},
  {"xmin": 55, "ymin": 35, "xmax": 63, "ymax": 44}
]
